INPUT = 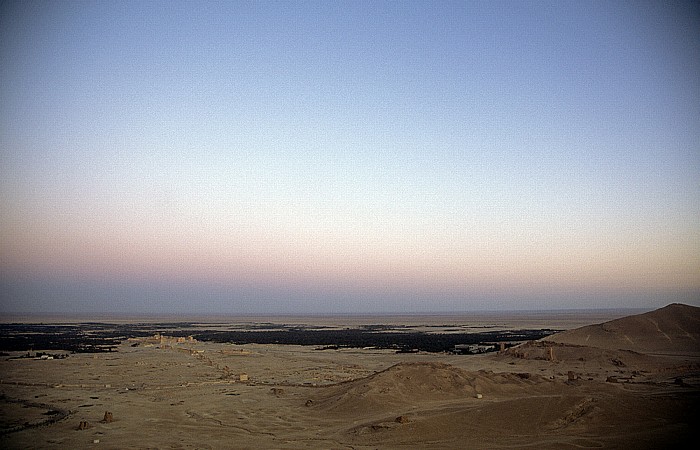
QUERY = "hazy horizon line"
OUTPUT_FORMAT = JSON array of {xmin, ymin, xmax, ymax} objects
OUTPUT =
[{"xmin": 0, "ymin": 306, "xmax": 657, "ymax": 322}]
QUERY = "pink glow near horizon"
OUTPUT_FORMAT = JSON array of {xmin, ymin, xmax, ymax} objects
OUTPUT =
[{"xmin": 1, "ymin": 2, "xmax": 698, "ymax": 313}]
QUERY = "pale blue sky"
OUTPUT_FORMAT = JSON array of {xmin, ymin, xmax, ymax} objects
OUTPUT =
[{"xmin": 1, "ymin": 1, "xmax": 698, "ymax": 314}]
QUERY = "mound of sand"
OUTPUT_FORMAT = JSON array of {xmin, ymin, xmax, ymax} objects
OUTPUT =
[
  {"xmin": 506, "ymin": 339, "xmax": 659, "ymax": 369},
  {"xmin": 325, "ymin": 360, "xmax": 696, "ymax": 449},
  {"xmin": 311, "ymin": 362, "xmax": 552, "ymax": 415},
  {"xmin": 344, "ymin": 389, "xmax": 694, "ymax": 450},
  {"xmin": 325, "ymin": 361, "xmax": 696, "ymax": 449},
  {"xmin": 545, "ymin": 303, "xmax": 700, "ymax": 355}
]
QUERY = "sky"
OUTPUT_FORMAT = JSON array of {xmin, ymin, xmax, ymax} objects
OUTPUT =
[{"xmin": 1, "ymin": 0, "xmax": 699, "ymax": 315}]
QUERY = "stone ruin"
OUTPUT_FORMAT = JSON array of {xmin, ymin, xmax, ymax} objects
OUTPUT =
[
  {"xmin": 219, "ymin": 365, "xmax": 233, "ymax": 379},
  {"xmin": 270, "ymin": 387, "xmax": 285, "ymax": 396}
]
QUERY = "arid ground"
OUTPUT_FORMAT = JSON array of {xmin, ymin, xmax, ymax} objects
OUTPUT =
[{"xmin": 1, "ymin": 304, "xmax": 698, "ymax": 449}]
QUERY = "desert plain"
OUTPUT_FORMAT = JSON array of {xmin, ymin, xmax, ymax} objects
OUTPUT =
[{"xmin": 1, "ymin": 304, "xmax": 698, "ymax": 449}]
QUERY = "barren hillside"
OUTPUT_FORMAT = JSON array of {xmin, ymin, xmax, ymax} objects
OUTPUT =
[{"xmin": 545, "ymin": 303, "xmax": 700, "ymax": 355}]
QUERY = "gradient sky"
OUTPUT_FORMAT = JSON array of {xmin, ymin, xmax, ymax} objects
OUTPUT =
[{"xmin": 1, "ymin": 1, "xmax": 698, "ymax": 314}]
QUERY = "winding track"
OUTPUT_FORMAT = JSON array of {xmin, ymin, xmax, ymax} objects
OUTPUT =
[{"xmin": 0, "ymin": 396, "xmax": 71, "ymax": 435}]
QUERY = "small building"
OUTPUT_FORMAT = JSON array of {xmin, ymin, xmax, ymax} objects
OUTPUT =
[{"xmin": 454, "ymin": 344, "xmax": 493, "ymax": 354}]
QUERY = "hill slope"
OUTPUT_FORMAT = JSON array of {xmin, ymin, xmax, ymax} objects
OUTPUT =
[
  {"xmin": 545, "ymin": 303, "xmax": 700, "ymax": 354},
  {"xmin": 311, "ymin": 362, "xmax": 552, "ymax": 415}
]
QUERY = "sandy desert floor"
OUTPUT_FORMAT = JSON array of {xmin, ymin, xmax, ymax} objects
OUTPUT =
[{"xmin": 1, "ymin": 306, "xmax": 698, "ymax": 449}]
